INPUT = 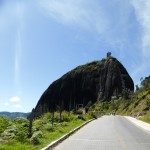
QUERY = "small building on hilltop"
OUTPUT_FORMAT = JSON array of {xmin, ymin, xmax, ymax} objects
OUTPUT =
[{"xmin": 107, "ymin": 52, "xmax": 111, "ymax": 58}]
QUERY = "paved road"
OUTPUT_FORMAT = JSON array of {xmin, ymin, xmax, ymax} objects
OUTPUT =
[{"xmin": 54, "ymin": 116, "xmax": 150, "ymax": 150}]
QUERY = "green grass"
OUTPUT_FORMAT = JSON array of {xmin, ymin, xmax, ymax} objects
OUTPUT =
[
  {"xmin": 0, "ymin": 112, "xmax": 91, "ymax": 150},
  {"xmin": 0, "ymin": 142, "xmax": 31, "ymax": 150},
  {"xmin": 139, "ymin": 112, "xmax": 150, "ymax": 123},
  {"xmin": 34, "ymin": 119, "xmax": 85, "ymax": 150}
]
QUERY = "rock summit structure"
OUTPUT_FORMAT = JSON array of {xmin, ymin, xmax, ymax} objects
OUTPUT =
[{"xmin": 31, "ymin": 55, "xmax": 134, "ymax": 117}]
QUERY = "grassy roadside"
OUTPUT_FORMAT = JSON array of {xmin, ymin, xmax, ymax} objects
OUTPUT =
[
  {"xmin": 0, "ymin": 112, "xmax": 92, "ymax": 150},
  {"xmin": 90, "ymin": 90, "xmax": 150, "ymax": 124},
  {"xmin": 138, "ymin": 112, "xmax": 150, "ymax": 123}
]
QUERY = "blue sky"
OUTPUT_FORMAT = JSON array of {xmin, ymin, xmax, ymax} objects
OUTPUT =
[{"xmin": 0, "ymin": 0, "xmax": 150, "ymax": 112}]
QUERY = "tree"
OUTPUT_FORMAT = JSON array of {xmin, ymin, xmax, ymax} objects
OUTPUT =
[
  {"xmin": 141, "ymin": 76, "xmax": 150, "ymax": 89},
  {"xmin": 28, "ymin": 108, "xmax": 35, "ymax": 137},
  {"xmin": 122, "ymin": 88, "xmax": 131, "ymax": 99},
  {"xmin": 51, "ymin": 111, "xmax": 54, "ymax": 127},
  {"xmin": 135, "ymin": 85, "xmax": 139, "ymax": 91},
  {"xmin": 85, "ymin": 101, "xmax": 92, "ymax": 113}
]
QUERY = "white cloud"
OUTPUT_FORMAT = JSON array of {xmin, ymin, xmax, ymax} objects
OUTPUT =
[
  {"xmin": 9, "ymin": 96, "xmax": 21, "ymax": 103},
  {"xmin": 129, "ymin": 0, "xmax": 150, "ymax": 84},
  {"xmin": 38, "ymin": 0, "xmax": 108, "ymax": 33},
  {"xmin": 37, "ymin": 0, "xmax": 135, "ymax": 55},
  {"xmin": 3, "ymin": 96, "xmax": 22, "ymax": 108},
  {"xmin": 131, "ymin": 0, "xmax": 150, "ymax": 58}
]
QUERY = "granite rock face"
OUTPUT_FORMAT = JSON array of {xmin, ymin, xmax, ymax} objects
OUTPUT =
[{"xmin": 31, "ymin": 57, "xmax": 134, "ymax": 117}]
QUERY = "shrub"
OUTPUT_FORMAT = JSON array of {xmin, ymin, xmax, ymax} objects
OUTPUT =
[
  {"xmin": 1, "ymin": 119, "xmax": 29, "ymax": 142},
  {"xmin": 14, "ymin": 117, "xmax": 28, "ymax": 124},
  {"xmin": 53, "ymin": 112, "xmax": 60, "ymax": 122},
  {"xmin": 30, "ymin": 131, "xmax": 42, "ymax": 145},
  {"xmin": 78, "ymin": 115, "xmax": 86, "ymax": 121},
  {"xmin": 15, "ymin": 130, "xmax": 28, "ymax": 142},
  {"xmin": 0, "ymin": 117, "xmax": 10, "ymax": 135},
  {"xmin": 2, "ymin": 126, "xmax": 17, "ymax": 139},
  {"xmin": 33, "ymin": 119, "xmax": 43, "ymax": 131},
  {"xmin": 95, "ymin": 106, "xmax": 100, "ymax": 111},
  {"xmin": 45, "ymin": 123, "xmax": 54, "ymax": 132},
  {"xmin": 61, "ymin": 121, "xmax": 68, "ymax": 127},
  {"xmin": 41, "ymin": 112, "xmax": 51, "ymax": 122},
  {"xmin": 77, "ymin": 109, "xmax": 83, "ymax": 115},
  {"xmin": 90, "ymin": 111, "xmax": 97, "ymax": 119},
  {"xmin": 61, "ymin": 111, "xmax": 70, "ymax": 122}
]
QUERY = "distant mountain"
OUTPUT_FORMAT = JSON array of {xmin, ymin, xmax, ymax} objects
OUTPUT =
[
  {"xmin": 30, "ymin": 55, "xmax": 134, "ymax": 119},
  {"xmin": 0, "ymin": 111, "xmax": 30, "ymax": 119}
]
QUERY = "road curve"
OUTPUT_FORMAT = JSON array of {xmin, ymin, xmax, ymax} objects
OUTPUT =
[{"xmin": 54, "ymin": 116, "xmax": 150, "ymax": 150}]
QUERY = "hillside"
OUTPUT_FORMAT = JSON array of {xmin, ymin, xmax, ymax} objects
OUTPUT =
[
  {"xmin": 120, "ymin": 76, "xmax": 150, "ymax": 122},
  {"xmin": 91, "ymin": 76, "xmax": 150, "ymax": 123},
  {"xmin": 30, "ymin": 56, "xmax": 134, "ymax": 119}
]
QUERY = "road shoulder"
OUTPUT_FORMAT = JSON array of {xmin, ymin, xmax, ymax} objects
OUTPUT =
[{"xmin": 124, "ymin": 116, "xmax": 150, "ymax": 133}]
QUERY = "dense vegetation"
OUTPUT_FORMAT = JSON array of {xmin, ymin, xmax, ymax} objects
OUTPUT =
[{"xmin": 0, "ymin": 112, "xmax": 93, "ymax": 150}]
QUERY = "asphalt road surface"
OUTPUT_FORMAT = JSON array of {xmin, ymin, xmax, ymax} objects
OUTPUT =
[{"xmin": 54, "ymin": 116, "xmax": 150, "ymax": 150}]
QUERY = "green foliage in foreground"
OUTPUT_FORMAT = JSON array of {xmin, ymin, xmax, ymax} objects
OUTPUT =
[{"xmin": 0, "ymin": 112, "xmax": 92, "ymax": 150}]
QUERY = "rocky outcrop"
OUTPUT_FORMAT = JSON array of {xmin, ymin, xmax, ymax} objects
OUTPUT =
[{"xmin": 31, "ymin": 57, "xmax": 134, "ymax": 117}]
